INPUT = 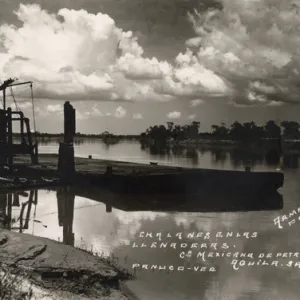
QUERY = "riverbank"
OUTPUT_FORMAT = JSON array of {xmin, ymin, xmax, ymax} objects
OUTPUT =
[{"xmin": 0, "ymin": 229, "xmax": 132, "ymax": 299}]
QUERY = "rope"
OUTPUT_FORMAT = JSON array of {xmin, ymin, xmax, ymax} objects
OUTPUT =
[
  {"xmin": 10, "ymin": 86, "xmax": 20, "ymax": 111},
  {"xmin": 30, "ymin": 83, "xmax": 37, "ymax": 141}
]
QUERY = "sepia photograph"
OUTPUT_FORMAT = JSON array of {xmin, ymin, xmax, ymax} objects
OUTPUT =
[{"xmin": 0, "ymin": 0, "xmax": 299, "ymax": 299}]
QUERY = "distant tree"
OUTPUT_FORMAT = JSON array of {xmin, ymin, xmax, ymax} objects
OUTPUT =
[
  {"xmin": 190, "ymin": 121, "xmax": 200, "ymax": 138},
  {"xmin": 166, "ymin": 122, "xmax": 174, "ymax": 133},
  {"xmin": 230, "ymin": 121, "xmax": 244, "ymax": 140},
  {"xmin": 280, "ymin": 121, "xmax": 300, "ymax": 139},
  {"xmin": 264, "ymin": 121, "xmax": 281, "ymax": 138},
  {"xmin": 211, "ymin": 123, "xmax": 228, "ymax": 137},
  {"xmin": 102, "ymin": 131, "xmax": 111, "ymax": 136}
]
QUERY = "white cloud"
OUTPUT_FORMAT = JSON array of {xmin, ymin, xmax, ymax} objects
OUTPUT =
[
  {"xmin": 133, "ymin": 113, "xmax": 143, "ymax": 119},
  {"xmin": 84, "ymin": 105, "xmax": 103, "ymax": 117},
  {"xmin": 190, "ymin": 99, "xmax": 204, "ymax": 107},
  {"xmin": 17, "ymin": 101, "xmax": 32, "ymax": 110},
  {"xmin": 115, "ymin": 106, "xmax": 126, "ymax": 118},
  {"xmin": 46, "ymin": 104, "xmax": 62, "ymax": 113},
  {"xmin": 1, "ymin": 2, "xmax": 299, "ymax": 106},
  {"xmin": 182, "ymin": 0, "xmax": 300, "ymax": 105},
  {"xmin": 188, "ymin": 114, "xmax": 196, "ymax": 120},
  {"xmin": 77, "ymin": 105, "xmax": 113, "ymax": 120},
  {"xmin": 267, "ymin": 101, "xmax": 284, "ymax": 107},
  {"xmin": 116, "ymin": 53, "xmax": 172, "ymax": 80},
  {"xmin": 0, "ymin": 4, "xmax": 160, "ymax": 102},
  {"xmin": 167, "ymin": 111, "xmax": 181, "ymax": 119}
]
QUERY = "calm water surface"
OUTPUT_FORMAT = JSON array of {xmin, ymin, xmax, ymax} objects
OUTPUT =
[{"xmin": 3, "ymin": 139, "xmax": 300, "ymax": 299}]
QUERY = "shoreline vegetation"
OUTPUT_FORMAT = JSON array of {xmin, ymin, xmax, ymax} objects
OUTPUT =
[
  {"xmin": 12, "ymin": 120, "xmax": 300, "ymax": 143},
  {"xmin": 12, "ymin": 120, "xmax": 300, "ymax": 155}
]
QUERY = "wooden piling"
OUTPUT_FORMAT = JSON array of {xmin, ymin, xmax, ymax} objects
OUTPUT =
[{"xmin": 58, "ymin": 101, "xmax": 76, "ymax": 183}]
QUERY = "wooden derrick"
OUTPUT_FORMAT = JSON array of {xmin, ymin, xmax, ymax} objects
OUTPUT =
[{"xmin": 0, "ymin": 78, "xmax": 38, "ymax": 171}]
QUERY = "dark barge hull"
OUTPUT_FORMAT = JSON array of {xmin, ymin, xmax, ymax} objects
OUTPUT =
[
  {"xmin": 9, "ymin": 155, "xmax": 284, "ymax": 194},
  {"xmin": 86, "ymin": 169, "xmax": 284, "ymax": 194}
]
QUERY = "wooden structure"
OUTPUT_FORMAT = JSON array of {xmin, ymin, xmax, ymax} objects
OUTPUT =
[
  {"xmin": 0, "ymin": 190, "xmax": 37, "ymax": 231},
  {"xmin": 58, "ymin": 101, "xmax": 76, "ymax": 182},
  {"xmin": 0, "ymin": 78, "xmax": 38, "ymax": 171}
]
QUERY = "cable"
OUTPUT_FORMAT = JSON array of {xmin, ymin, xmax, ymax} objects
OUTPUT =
[
  {"xmin": 30, "ymin": 83, "xmax": 37, "ymax": 141},
  {"xmin": 35, "ymin": 203, "xmax": 104, "ymax": 219},
  {"xmin": 10, "ymin": 86, "xmax": 20, "ymax": 111}
]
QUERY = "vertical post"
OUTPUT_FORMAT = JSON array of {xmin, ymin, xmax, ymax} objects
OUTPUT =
[
  {"xmin": 3, "ymin": 89, "xmax": 5, "ymax": 111},
  {"xmin": 12, "ymin": 192, "xmax": 20, "ymax": 207},
  {"xmin": 34, "ymin": 189, "xmax": 38, "ymax": 205},
  {"xmin": 64, "ymin": 101, "xmax": 76, "ymax": 144},
  {"xmin": 20, "ymin": 115, "xmax": 24, "ymax": 143},
  {"xmin": 7, "ymin": 108, "xmax": 13, "ymax": 171},
  {"xmin": 58, "ymin": 102, "xmax": 76, "ymax": 183},
  {"xmin": 0, "ymin": 110, "xmax": 6, "ymax": 166},
  {"xmin": 34, "ymin": 143, "xmax": 38, "ymax": 165},
  {"xmin": 24, "ymin": 190, "xmax": 34, "ymax": 230}
]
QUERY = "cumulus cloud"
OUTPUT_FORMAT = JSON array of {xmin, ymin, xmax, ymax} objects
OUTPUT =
[
  {"xmin": 46, "ymin": 104, "xmax": 62, "ymax": 113},
  {"xmin": 17, "ymin": 101, "xmax": 32, "ymax": 110},
  {"xmin": 115, "ymin": 106, "xmax": 126, "ymax": 118},
  {"xmin": 190, "ymin": 99, "xmax": 204, "ymax": 107},
  {"xmin": 167, "ymin": 111, "xmax": 181, "ymax": 119},
  {"xmin": 116, "ymin": 53, "xmax": 172, "ymax": 80},
  {"xmin": 0, "ymin": 2, "xmax": 298, "ymax": 106},
  {"xmin": 133, "ymin": 113, "xmax": 143, "ymax": 119},
  {"xmin": 188, "ymin": 114, "xmax": 196, "ymax": 120},
  {"xmin": 0, "ymin": 4, "xmax": 170, "ymax": 102},
  {"xmin": 180, "ymin": 0, "xmax": 300, "ymax": 105}
]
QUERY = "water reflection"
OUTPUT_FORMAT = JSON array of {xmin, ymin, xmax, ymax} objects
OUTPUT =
[
  {"xmin": 57, "ymin": 187, "xmax": 75, "ymax": 246},
  {"xmin": 37, "ymin": 139, "xmax": 300, "ymax": 172},
  {"xmin": 0, "ymin": 187, "xmax": 75, "ymax": 247},
  {"xmin": 0, "ymin": 188, "xmax": 284, "ymax": 234},
  {"xmin": 0, "ymin": 179, "xmax": 298, "ymax": 299},
  {"xmin": 139, "ymin": 140, "xmax": 300, "ymax": 171}
]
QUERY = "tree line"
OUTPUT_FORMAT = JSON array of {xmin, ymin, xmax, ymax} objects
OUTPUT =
[{"xmin": 140, "ymin": 121, "xmax": 300, "ymax": 141}]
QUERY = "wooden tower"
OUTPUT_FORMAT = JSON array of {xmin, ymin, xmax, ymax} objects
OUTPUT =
[{"xmin": 0, "ymin": 78, "xmax": 38, "ymax": 171}]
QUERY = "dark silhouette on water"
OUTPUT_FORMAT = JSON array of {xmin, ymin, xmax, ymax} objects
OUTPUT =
[
  {"xmin": 0, "ymin": 187, "xmax": 75, "ymax": 246},
  {"xmin": 57, "ymin": 186, "xmax": 75, "ymax": 246},
  {"xmin": 0, "ymin": 186, "xmax": 283, "ymax": 235},
  {"xmin": 72, "ymin": 187, "xmax": 283, "ymax": 213}
]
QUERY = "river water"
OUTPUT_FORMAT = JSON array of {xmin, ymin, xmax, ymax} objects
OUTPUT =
[{"xmin": 4, "ymin": 139, "xmax": 300, "ymax": 299}]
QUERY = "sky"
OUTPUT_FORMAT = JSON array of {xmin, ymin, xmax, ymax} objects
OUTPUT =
[{"xmin": 0, "ymin": 0, "xmax": 300, "ymax": 134}]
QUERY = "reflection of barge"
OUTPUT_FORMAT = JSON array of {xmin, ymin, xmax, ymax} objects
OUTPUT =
[{"xmin": 73, "ymin": 186, "xmax": 283, "ymax": 213}]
